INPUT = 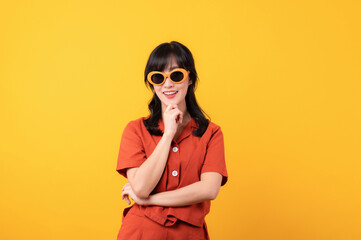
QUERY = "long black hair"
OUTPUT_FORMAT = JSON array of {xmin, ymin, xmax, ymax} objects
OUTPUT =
[{"xmin": 143, "ymin": 41, "xmax": 210, "ymax": 137}]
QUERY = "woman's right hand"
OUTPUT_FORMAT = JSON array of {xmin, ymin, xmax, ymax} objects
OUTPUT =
[{"xmin": 163, "ymin": 104, "xmax": 183, "ymax": 137}]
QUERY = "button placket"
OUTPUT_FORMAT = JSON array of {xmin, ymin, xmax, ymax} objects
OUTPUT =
[{"xmin": 167, "ymin": 144, "xmax": 180, "ymax": 190}]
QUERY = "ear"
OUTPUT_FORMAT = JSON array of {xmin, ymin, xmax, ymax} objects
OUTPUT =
[{"xmin": 188, "ymin": 79, "xmax": 192, "ymax": 85}]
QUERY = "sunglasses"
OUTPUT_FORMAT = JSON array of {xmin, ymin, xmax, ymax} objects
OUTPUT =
[{"xmin": 147, "ymin": 68, "xmax": 190, "ymax": 85}]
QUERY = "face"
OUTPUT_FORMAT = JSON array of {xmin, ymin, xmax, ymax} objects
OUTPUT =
[{"xmin": 152, "ymin": 57, "xmax": 192, "ymax": 110}]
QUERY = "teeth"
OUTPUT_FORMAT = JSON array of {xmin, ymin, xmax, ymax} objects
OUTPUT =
[{"xmin": 164, "ymin": 91, "xmax": 177, "ymax": 95}]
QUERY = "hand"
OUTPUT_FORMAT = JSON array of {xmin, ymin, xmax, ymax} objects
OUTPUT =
[
  {"xmin": 163, "ymin": 104, "xmax": 183, "ymax": 137},
  {"xmin": 121, "ymin": 182, "xmax": 150, "ymax": 205}
]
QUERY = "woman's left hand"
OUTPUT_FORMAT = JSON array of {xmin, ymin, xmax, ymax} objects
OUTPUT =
[{"xmin": 121, "ymin": 182, "xmax": 150, "ymax": 205}]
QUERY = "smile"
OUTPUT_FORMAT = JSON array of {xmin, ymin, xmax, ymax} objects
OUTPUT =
[{"xmin": 163, "ymin": 91, "xmax": 178, "ymax": 98}]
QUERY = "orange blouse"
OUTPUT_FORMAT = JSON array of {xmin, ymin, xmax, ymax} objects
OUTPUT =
[{"xmin": 116, "ymin": 116, "xmax": 228, "ymax": 227}]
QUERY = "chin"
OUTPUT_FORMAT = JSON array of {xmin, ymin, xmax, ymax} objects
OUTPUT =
[{"xmin": 165, "ymin": 99, "xmax": 180, "ymax": 105}]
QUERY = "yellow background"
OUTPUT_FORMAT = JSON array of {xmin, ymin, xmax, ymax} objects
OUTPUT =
[{"xmin": 1, "ymin": 0, "xmax": 360, "ymax": 239}]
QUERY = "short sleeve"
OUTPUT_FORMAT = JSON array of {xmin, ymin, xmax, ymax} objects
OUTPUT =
[
  {"xmin": 201, "ymin": 126, "xmax": 228, "ymax": 186},
  {"xmin": 116, "ymin": 121, "xmax": 147, "ymax": 178}
]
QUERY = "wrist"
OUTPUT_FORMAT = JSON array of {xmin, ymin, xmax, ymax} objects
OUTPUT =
[
  {"xmin": 162, "ymin": 131, "xmax": 174, "ymax": 140},
  {"xmin": 143, "ymin": 194, "xmax": 155, "ymax": 206}
]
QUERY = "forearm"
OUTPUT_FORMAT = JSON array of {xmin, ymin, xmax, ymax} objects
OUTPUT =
[
  {"xmin": 129, "ymin": 133, "xmax": 173, "ymax": 198},
  {"xmin": 146, "ymin": 180, "xmax": 217, "ymax": 207}
]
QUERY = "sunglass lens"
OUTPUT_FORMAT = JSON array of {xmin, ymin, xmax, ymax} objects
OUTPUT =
[
  {"xmin": 170, "ymin": 71, "xmax": 184, "ymax": 82},
  {"xmin": 151, "ymin": 73, "xmax": 165, "ymax": 84}
]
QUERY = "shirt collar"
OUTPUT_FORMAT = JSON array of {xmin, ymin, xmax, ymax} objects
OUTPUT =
[
  {"xmin": 158, "ymin": 117, "xmax": 197, "ymax": 132},
  {"xmin": 158, "ymin": 116, "xmax": 197, "ymax": 143}
]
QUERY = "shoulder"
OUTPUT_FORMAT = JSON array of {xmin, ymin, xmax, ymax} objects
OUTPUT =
[
  {"xmin": 122, "ymin": 116, "xmax": 149, "ymax": 136},
  {"xmin": 199, "ymin": 119, "xmax": 223, "ymax": 142},
  {"xmin": 125, "ymin": 116, "xmax": 146, "ymax": 128},
  {"xmin": 205, "ymin": 119, "xmax": 222, "ymax": 134}
]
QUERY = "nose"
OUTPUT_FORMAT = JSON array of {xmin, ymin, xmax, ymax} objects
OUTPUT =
[{"xmin": 163, "ymin": 76, "xmax": 174, "ymax": 87}]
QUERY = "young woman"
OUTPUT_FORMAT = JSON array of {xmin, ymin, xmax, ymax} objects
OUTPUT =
[{"xmin": 116, "ymin": 41, "xmax": 228, "ymax": 240}]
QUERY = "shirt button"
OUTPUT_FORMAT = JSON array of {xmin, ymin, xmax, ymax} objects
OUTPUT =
[
  {"xmin": 172, "ymin": 170, "xmax": 178, "ymax": 177},
  {"xmin": 172, "ymin": 147, "xmax": 178, "ymax": 152}
]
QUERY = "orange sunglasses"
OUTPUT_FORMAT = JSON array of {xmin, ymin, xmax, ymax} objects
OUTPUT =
[{"xmin": 147, "ymin": 68, "xmax": 190, "ymax": 85}]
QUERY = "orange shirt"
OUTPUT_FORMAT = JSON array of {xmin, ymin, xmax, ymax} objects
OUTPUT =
[{"xmin": 116, "ymin": 116, "xmax": 228, "ymax": 227}]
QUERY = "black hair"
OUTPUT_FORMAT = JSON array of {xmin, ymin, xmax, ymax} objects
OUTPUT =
[{"xmin": 143, "ymin": 41, "xmax": 210, "ymax": 137}]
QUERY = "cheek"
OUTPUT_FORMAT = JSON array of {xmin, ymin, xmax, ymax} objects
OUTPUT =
[
  {"xmin": 179, "ymin": 83, "xmax": 190, "ymax": 95},
  {"xmin": 154, "ymin": 87, "xmax": 163, "ymax": 97}
]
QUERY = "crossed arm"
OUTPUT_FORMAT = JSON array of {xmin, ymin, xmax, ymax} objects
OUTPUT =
[
  {"xmin": 120, "ymin": 132, "xmax": 223, "ymax": 207},
  {"xmin": 122, "ymin": 171, "xmax": 222, "ymax": 206}
]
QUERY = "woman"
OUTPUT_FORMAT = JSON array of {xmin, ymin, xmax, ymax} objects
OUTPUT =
[{"xmin": 116, "ymin": 41, "xmax": 228, "ymax": 240}]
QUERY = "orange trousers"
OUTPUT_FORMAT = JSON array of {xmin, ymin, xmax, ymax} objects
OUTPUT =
[{"xmin": 117, "ymin": 209, "xmax": 210, "ymax": 240}]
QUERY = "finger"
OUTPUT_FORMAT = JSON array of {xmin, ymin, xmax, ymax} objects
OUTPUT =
[
  {"xmin": 170, "ymin": 104, "xmax": 179, "ymax": 110},
  {"xmin": 170, "ymin": 104, "xmax": 178, "ymax": 111},
  {"xmin": 125, "ymin": 195, "xmax": 131, "ymax": 205},
  {"xmin": 165, "ymin": 104, "xmax": 171, "ymax": 111},
  {"xmin": 121, "ymin": 190, "xmax": 132, "ymax": 205},
  {"xmin": 121, "ymin": 191, "xmax": 127, "ymax": 200},
  {"xmin": 174, "ymin": 112, "xmax": 179, "ymax": 123},
  {"xmin": 165, "ymin": 104, "xmax": 175, "ymax": 112},
  {"xmin": 179, "ymin": 113, "xmax": 183, "ymax": 124},
  {"xmin": 175, "ymin": 111, "xmax": 183, "ymax": 124},
  {"xmin": 122, "ymin": 183, "xmax": 129, "ymax": 191},
  {"xmin": 170, "ymin": 108, "xmax": 181, "ymax": 116}
]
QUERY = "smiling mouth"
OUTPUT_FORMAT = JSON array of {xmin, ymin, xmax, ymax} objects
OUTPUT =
[{"xmin": 163, "ymin": 91, "xmax": 178, "ymax": 96}]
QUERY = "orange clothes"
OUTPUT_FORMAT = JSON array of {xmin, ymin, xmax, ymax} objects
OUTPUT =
[
  {"xmin": 117, "ymin": 208, "xmax": 209, "ymax": 240},
  {"xmin": 116, "ymin": 116, "xmax": 228, "ymax": 238}
]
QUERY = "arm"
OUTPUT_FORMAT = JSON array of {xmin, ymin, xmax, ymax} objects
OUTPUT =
[
  {"xmin": 122, "ymin": 172, "xmax": 223, "ymax": 206},
  {"xmin": 126, "ymin": 104, "xmax": 183, "ymax": 199},
  {"xmin": 126, "ymin": 132, "xmax": 173, "ymax": 199}
]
